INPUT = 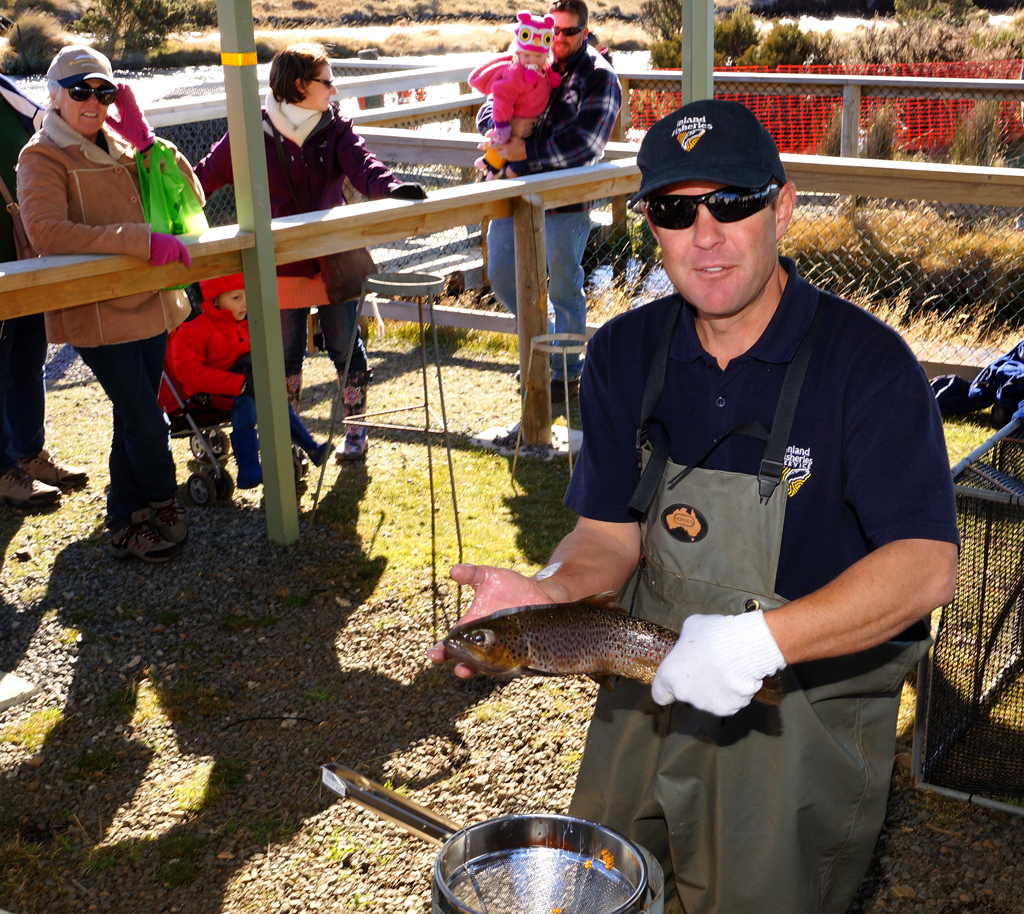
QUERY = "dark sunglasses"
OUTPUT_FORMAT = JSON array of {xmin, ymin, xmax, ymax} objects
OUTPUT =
[
  {"xmin": 552, "ymin": 25, "xmax": 584, "ymax": 36},
  {"xmin": 67, "ymin": 83, "xmax": 118, "ymax": 105},
  {"xmin": 308, "ymin": 77, "xmax": 334, "ymax": 88},
  {"xmin": 644, "ymin": 182, "xmax": 781, "ymax": 230}
]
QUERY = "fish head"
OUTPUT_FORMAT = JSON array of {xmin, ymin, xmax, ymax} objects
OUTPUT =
[{"xmin": 442, "ymin": 617, "xmax": 528, "ymax": 677}]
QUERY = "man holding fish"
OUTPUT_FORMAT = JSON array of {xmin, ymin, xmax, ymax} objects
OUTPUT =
[{"xmin": 429, "ymin": 99, "xmax": 959, "ymax": 914}]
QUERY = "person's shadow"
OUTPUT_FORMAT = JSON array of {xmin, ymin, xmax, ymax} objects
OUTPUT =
[{"xmin": 1, "ymin": 456, "xmax": 498, "ymax": 913}]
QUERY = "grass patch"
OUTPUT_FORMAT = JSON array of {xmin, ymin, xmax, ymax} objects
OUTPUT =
[
  {"xmin": 1, "ymin": 708, "xmax": 65, "ymax": 752},
  {"xmin": 174, "ymin": 758, "xmax": 248, "ymax": 812},
  {"xmin": 58, "ymin": 627, "xmax": 80, "ymax": 645},
  {"xmin": 84, "ymin": 839, "xmax": 143, "ymax": 871},
  {"xmin": 158, "ymin": 859, "xmax": 200, "ymax": 886},
  {"xmin": 220, "ymin": 613, "xmax": 250, "ymax": 633},
  {"xmin": 221, "ymin": 613, "xmax": 277, "ymax": 632},
  {"xmin": 302, "ymin": 684, "xmax": 334, "ymax": 702},
  {"xmin": 72, "ymin": 748, "xmax": 118, "ymax": 780},
  {"xmin": 152, "ymin": 680, "xmax": 229, "ymax": 722},
  {"xmin": 472, "ymin": 701, "xmax": 510, "ymax": 723},
  {"xmin": 248, "ymin": 815, "xmax": 298, "ymax": 845},
  {"xmin": 153, "ymin": 611, "xmax": 180, "ymax": 626}
]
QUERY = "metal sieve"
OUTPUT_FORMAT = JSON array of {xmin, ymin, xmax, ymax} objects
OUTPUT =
[{"xmin": 320, "ymin": 763, "xmax": 656, "ymax": 914}]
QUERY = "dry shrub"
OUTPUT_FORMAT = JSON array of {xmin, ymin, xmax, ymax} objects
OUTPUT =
[
  {"xmin": 783, "ymin": 203, "xmax": 1024, "ymax": 331},
  {"xmin": 949, "ymin": 100, "xmax": 1007, "ymax": 168},
  {"xmin": 379, "ymin": 25, "xmax": 509, "ymax": 56},
  {"xmin": 0, "ymin": 10, "xmax": 67, "ymax": 73},
  {"xmin": 838, "ymin": 16, "xmax": 989, "ymax": 64},
  {"xmin": 862, "ymin": 103, "xmax": 900, "ymax": 160}
]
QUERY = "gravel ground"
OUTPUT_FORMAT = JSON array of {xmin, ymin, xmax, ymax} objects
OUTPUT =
[{"xmin": 1, "ymin": 336, "xmax": 1022, "ymax": 914}]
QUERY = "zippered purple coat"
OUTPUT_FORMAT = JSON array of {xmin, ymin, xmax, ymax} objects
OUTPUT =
[{"xmin": 194, "ymin": 103, "xmax": 401, "ymax": 277}]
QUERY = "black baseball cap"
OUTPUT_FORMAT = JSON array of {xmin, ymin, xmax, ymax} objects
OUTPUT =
[{"xmin": 631, "ymin": 99, "xmax": 787, "ymax": 206}]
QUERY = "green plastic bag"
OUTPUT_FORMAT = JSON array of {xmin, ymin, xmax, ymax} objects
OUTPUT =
[{"xmin": 136, "ymin": 139, "xmax": 208, "ymax": 237}]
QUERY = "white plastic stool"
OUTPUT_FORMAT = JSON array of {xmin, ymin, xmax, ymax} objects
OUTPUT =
[{"xmin": 513, "ymin": 332, "xmax": 588, "ymax": 481}]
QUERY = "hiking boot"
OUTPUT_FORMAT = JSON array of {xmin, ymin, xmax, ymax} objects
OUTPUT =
[
  {"xmin": 20, "ymin": 449, "xmax": 88, "ymax": 488},
  {"xmin": 143, "ymin": 497, "xmax": 189, "ymax": 544},
  {"xmin": 0, "ymin": 466, "xmax": 60, "ymax": 507},
  {"xmin": 550, "ymin": 377, "xmax": 580, "ymax": 404},
  {"xmin": 335, "ymin": 426, "xmax": 368, "ymax": 462},
  {"xmin": 110, "ymin": 519, "xmax": 179, "ymax": 564}
]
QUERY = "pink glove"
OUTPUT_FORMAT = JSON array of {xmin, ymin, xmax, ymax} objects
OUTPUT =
[
  {"xmin": 105, "ymin": 84, "xmax": 156, "ymax": 152},
  {"xmin": 489, "ymin": 122, "xmax": 512, "ymax": 145},
  {"xmin": 150, "ymin": 233, "xmax": 191, "ymax": 268}
]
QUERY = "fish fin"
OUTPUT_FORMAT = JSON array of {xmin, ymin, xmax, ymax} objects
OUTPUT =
[
  {"xmin": 520, "ymin": 666, "xmax": 562, "ymax": 678},
  {"xmin": 588, "ymin": 674, "xmax": 616, "ymax": 691},
  {"xmin": 752, "ymin": 674, "xmax": 784, "ymax": 707},
  {"xmin": 582, "ymin": 592, "xmax": 622, "ymax": 610}
]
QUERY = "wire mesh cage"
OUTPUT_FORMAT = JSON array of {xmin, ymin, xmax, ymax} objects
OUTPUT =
[{"xmin": 916, "ymin": 419, "xmax": 1024, "ymax": 809}]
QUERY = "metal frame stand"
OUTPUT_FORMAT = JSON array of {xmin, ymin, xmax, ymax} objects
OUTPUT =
[
  {"xmin": 513, "ymin": 333, "xmax": 588, "ymax": 481},
  {"xmin": 307, "ymin": 272, "xmax": 463, "ymax": 631}
]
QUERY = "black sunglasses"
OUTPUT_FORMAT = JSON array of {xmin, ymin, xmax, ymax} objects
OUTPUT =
[
  {"xmin": 644, "ymin": 182, "xmax": 781, "ymax": 230},
  {"xmin": 552, "ymin": 25, "xmax": 584, "ymax": 36},
  {"xmin": 67, "ymin": 83, "xmax": 118, "ymax": 105},
  {"xmin": 308, "ymin": 77, "xmax": 334, "ymax": 88}
]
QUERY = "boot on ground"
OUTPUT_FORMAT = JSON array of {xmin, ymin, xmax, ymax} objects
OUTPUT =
[
  {"xmin": 335, "ymin": 369, "xmax": 370, "ymax": 464},
  {"xmin": 21, "ymin": 449, "xmax": 88, "ymax": 488},
  {"xmin": 0, "ymin": 466, "xmax": 60, "ymax": 507}
]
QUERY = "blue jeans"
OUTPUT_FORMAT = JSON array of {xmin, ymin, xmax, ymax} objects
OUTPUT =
[
  {"xmin": 0, "ymin": 313, "xmax": 46, "ymax": 474},
  {"xmin": 231, "ymin": 392, "xmax": 257, "ymax": 433},
  {"xmin": 76, "ymin": 334, "xmax": 176, "ymax": 531},
  {"xmin": 280, "ymin": 302, "xmax": 367, "ymax": 378},
  {"xmin": 486, "ymin": 209, "xmax": 592, "ymax": 380},
  {"xmin": 230, "ymin": 393, "xmax": 319, "ymax": 455}
]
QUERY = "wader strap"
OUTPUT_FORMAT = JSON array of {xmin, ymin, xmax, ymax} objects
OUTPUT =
[
  {"xmin": 628, "ymin": 291, "xmax": 827, "ymax": 514},
  {"xmin": 756, "ymin": 291, "xmax": 826, "ymax": 502},
  {"xmin": 628, "ymin": 296, "xmax": 684, "ymax": 515}
]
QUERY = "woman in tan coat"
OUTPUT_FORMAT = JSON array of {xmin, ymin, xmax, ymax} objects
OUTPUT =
[{"xmin": 18, "ymin": 45, "xmax": 198, "ymax": 564}]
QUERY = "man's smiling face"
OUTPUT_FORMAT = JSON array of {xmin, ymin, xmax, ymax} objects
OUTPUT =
[{"xmin": 645, "ymin": 179, "xmax": 796, "ymax": 325}]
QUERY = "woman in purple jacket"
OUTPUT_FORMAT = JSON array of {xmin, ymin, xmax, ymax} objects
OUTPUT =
[{"xmin": 195, "ymin": 43, "xmax": 427, "ymax": 461}]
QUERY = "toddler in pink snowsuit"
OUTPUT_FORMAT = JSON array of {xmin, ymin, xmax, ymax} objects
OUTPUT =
[{"xmin": 468, "ymin": 10, "xmax": 562, "ymax": 179}]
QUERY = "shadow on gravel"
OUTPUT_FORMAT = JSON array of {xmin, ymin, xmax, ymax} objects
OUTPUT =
[{"xmin": 0, "ymin": 453, "xmax": 501, "ymax": 913}]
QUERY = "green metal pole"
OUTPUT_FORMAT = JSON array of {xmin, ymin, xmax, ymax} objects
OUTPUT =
[
  {"xmin": 680, "ymin": 0, "xmax": 714, "ymax": 104},
  {"xmin": 215, "ymin": 0, "xmax": 299, "ymax": 544}
]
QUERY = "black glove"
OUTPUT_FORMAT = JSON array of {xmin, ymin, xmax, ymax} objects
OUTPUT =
[{"xmin": 388, "ymin": 182, "xmax": 427, "ymax": 201}]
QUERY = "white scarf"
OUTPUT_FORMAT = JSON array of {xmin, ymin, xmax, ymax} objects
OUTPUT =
[{"xmin": 265, "ymin": 90, "xmax": 323, "ymax": 147}]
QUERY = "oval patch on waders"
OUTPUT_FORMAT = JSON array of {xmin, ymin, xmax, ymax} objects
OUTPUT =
[{"xmin": 661, "ymin": 504, "xmax": 708, "ymax": 543}]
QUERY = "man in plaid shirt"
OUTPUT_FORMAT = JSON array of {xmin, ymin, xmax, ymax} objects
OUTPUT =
[{"xmin": 478, "ymin": 0, "xmax": 622, "ymax": 402}]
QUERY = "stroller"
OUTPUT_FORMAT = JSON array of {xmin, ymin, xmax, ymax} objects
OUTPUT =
[{"xmin": 158, "ymin": 364, "xmax": 309, "ymax": 507}]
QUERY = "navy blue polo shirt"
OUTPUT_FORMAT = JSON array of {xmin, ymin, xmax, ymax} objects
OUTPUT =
[{"xmin": 566, "ymin": 258, "xmax": 959, "ymax": 617}]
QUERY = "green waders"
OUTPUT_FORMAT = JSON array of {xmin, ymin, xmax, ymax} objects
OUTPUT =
[{"xmin": 568, "ymin": 295, "xmax": 928, "ymax": 914}]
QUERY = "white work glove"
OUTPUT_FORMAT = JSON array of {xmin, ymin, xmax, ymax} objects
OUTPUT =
[{"xmin": 650, "ymin": 611, "xmax": 786, "ymax": 716}]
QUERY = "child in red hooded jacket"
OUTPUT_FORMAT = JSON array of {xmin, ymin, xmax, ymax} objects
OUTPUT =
[{"xmin": 166, "ymin": 274, "xmax": 327, "ymax": 489}]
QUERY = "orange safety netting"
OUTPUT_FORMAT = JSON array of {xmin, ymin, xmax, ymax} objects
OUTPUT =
[{"xmin": 629, "ymin": 60, "xmax": 1024, "ymax": 156}]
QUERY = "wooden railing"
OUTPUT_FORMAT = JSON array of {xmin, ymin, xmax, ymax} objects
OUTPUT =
[{"xmin": 4, "ymin": 146, "xmax": 1024, "ymax": 443}]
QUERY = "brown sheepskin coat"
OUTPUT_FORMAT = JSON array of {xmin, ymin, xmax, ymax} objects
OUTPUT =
[{"xmin": 17, "ymin": 109, "xmax": 202, "ymax": 347}]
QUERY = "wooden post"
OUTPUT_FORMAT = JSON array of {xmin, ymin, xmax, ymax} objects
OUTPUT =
[
  {"xmin": 680, "ymin": 0, "xmax": 714, "ymax": 104},
  {"xmin": 217, "ymin": 0, "xmax": 299, "ymax": 544},
  {"xmin": 513, "ymin": 194, "xmax": 552, "ymax": 447},
  {"xmin": 610, "ymin": 77, "xmax": 630, "ymax": 279},
  {"xmin": 841, "ymin": 83, "xmax": 861, "ymax": 158}
]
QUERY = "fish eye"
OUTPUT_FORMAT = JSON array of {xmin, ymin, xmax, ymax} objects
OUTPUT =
[{"xmin": 470, "ymin": 630, "xmax": 494, "ymax": 648}]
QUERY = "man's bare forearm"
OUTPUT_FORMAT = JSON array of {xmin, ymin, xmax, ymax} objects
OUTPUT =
[
  {"xmin": 765, "ymin": 538, "xmax": 958, "ymax": 664},
  {"xmin": 534, "ymin": 516, "xmax": 642, "ymax": 604}
]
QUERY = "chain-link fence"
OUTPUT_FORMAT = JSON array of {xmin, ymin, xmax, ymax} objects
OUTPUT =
[
  {"xmin": 154, "ymin": 66, "xmax": 1024, "ymax": 364},
  {"xmin": 615, "ymin": 69, "xmax": 1024, "ymax": 360}
]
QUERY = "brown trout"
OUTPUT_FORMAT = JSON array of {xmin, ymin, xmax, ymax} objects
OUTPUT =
[{"xmin": 443, "ymin": 599, "xmax": 783, "ymax": 705}]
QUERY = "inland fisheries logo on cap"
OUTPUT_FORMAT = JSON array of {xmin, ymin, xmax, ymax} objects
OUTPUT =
[
  {"xmin": 661, "ymin": 504, "xmax": 708, "ymax": 543},
  {"xmin": 673, "ymin": 116, "xmax": 710, "ymax": 152}
]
